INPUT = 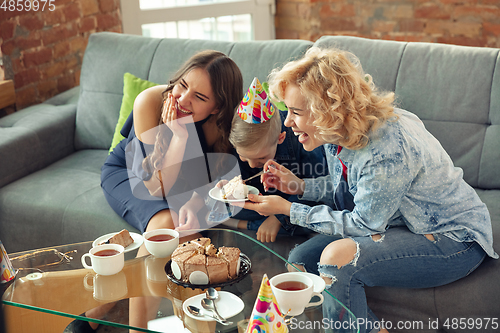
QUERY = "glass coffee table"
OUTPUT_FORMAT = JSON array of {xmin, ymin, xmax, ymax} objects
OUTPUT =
[{"xmin": 2, "ymin": 228, "xmax": 357, "ymax": 333}]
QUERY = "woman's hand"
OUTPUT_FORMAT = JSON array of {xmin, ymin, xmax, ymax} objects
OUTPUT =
[
  {"xmin": 261, "ymin": 160, "xmax": 305, "ymax": 195},
  {"xmin": 175, "ymin": 203, "xmax": 201, "ymax": 232},
  {"xmin": 175, "ymin": 194, "xmax": 203, "ymax": 232},
  {"xmin": 241, "ymin": 193, "xmax": 292, "ymax": 217},
  {"xmin": 162, "ymin": 93, "xmax": 189, "ymax": 140}
]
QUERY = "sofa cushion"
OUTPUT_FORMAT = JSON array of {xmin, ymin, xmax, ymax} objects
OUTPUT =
[
  {"xmin": 0, "ymin": 103, "xmax": 76, "ymax": 188},
  {"xmin": 0, "ymin": 150, "xmax": 136, "ymax": 253},
  {"xmin": 395, "ymin": 42, "xmax": 498, "ymax": 189},
  {"xmin": 314, "ymin": 36, "xmax": 405, "ymax": 93},
  {"xmin": 148, "ymin": 38, "xmax": 236, "ymax": 85},
  {"xmin": 228, "ymin": 39, "xmax": 313, "ymax": 91},
  {"xmin": 76, "ymin": 33, "xmax": 163, "ymax": 150},
  {"xmin": 109, "ymin": 73, "xmax": 158, "ymax": 153},
  {"xmin": 479, "ymin": 52, "xmax": 500, "ymax": 189}
]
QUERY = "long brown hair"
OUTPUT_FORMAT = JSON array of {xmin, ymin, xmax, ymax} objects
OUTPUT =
[{"xmin": 143, "ymin": 50, "xmax": 243, "ymax": 174}]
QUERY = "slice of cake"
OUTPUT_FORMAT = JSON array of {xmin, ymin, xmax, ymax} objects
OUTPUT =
[
  {"xmin": 171, "ymin": 250, "xmax": 196, "ymax": 280},
  {"xmin": 99, "ymin": 229, "xmax": 134, "ymax": 248},
  {"xmin": 184, "ymin": 253, "xmax": 209, "ymax": 284},
  {"xmin": 222, "ymin": 175, "xmax": 248, "ymax": 200},
  {"xmin": 218, "ymin": 246, "xmax": 241, "ymax": 279},
  {"xmin": 172, "ymin": 237, "xmax": 210, "ymax": 257},
  {"xmin": 191, "ymin": 237, "xmax": 211, "ymax": 250},
  {"xmin": 206, "ymin": 256, "xmax": 229, "ymax": 284},
  {"xmin": 172, "ymin": 242, "xmax": 199, "ymax": 257}
]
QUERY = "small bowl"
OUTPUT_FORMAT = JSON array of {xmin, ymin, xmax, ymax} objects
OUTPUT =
[{"xmin": 143, "ymin": 229, "xmax": 179, "ymax": 258}]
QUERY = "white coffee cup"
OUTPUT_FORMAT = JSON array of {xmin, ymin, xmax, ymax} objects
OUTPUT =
[
  {"xmin": 83, "ymin": 271, "xmax": 128, "ymax": 302},
  {"xmin": 143, "ymin": 229, "xmax": 179, "ymax": 258},
  {"xmin": 81, "ymin": 244, "xmax": 124, "ymax": 276},
  {"xmin": 270, "ymin": 272, "xmax": 324, "ymax": 316}
]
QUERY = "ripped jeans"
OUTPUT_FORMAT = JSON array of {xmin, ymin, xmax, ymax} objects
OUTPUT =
[{"xmin": 288, "ymin": 226, "xmax": 487, "ymax": 333}]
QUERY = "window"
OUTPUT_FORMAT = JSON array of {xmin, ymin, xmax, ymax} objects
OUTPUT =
[{"xmin": 120, "ymin": 0, "xmax": 275, "ymax": 41}]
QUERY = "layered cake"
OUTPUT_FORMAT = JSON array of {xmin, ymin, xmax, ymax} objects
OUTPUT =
[
  {"xmin": 170, "ymin": 238, "xmax": 241, "ymax": 284},
  {"xmin": 222, "ymin": 175, "xmax": 248, "ymax": 200},
  {"xmin": 99, "ymin": 229, "xmax": 134, "ymax": 248}
]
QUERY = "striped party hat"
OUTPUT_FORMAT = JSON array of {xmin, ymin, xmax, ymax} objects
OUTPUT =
[{"xmin": 237, "ymin": 77, "xmax": 276, "ymax": 124}]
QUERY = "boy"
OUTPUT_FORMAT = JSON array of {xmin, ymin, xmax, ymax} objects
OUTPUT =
[{"xmin": 222, "ymin": 77, "xmax": 329, "ymax": 242}]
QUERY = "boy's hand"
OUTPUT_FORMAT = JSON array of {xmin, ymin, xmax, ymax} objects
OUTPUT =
[
  {"xmin": 261, "ymin": 160, "xmax": 305, "ymax": 195},
  {"xmin": 256, "ymin": 215, "xmax": 282, "ymax": 243},
  {"xmin": 215, "ymin": 179, "xmax": 228, "ymax": 188}
]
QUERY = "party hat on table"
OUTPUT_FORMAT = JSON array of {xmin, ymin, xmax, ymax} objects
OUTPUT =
[
  {"xmin": 238, "ymin": 77, "xmax": 276, "ymax": 124},
  {"xmin": 246, "ymin": 274, "xmax": 288, "ymax": 333},
  {"xmin": 1, "ymin": 240, "xmax": 16, "ymax": 283}
]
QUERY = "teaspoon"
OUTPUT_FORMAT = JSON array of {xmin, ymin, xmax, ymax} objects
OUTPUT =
[
  {"xmin": 186, "ymin": 305, "xmax": 232, "ymax": 325},
  {"xmin": 201, "ymin": 298, "xmax": 230, "ymax": 324},
  {"xmin": 205, "ymin": 288, "xmax": 225, "ymax": 322}
]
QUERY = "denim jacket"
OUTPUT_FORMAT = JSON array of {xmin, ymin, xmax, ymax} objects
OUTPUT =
[
  {"xmin": 290, "ymin": 109, "xmax": 497, "ymax": 258},
  {"xmin": 233, "ymin": 111, "xmax": 329, "ymax": 233}
]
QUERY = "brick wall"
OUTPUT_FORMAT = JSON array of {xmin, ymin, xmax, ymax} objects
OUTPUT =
[
  {"xmin": 0, "ymin": 0, "xmax": 121, "ymax": 111},
  {"xmin": 1, "ymin": 0, "xmax": 499, "ymax": 112},
  {"xmin": 275, "ymin": 0, "xmax": 500, "ymax": 48}
]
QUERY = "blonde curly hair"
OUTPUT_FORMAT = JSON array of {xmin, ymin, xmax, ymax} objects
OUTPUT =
[{"xmin": 268, "ymin": 47, "xmax": 396, "ymax": 150}]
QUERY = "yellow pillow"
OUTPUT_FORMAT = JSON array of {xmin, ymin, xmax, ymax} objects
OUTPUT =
[{"xmin": 109, "ymin": 73, "xmax": 159, "ymax": 153}]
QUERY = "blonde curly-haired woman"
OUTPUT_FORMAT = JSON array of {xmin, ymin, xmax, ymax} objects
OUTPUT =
[{"xmin": 242, "ymin": 47, "xmax": 496, "ymax": 333}]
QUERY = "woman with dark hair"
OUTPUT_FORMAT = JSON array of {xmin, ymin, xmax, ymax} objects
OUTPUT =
[
  {"xmin": 101, "ymin": 50, "xmax": 243, "ymax": 240},
  {"xmin": 67, "ymin": 50, "xmax": 244, "ymax": 333}
]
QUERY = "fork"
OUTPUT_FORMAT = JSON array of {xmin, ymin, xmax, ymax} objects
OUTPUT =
[{"xmin": 243, "ymin": 170, "xmax": 265, "ymax": 183}]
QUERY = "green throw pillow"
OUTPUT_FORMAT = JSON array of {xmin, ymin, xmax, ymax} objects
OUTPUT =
[{"xmin": 109, "ymin": 73, "xmax": 159, "ymax": 153}]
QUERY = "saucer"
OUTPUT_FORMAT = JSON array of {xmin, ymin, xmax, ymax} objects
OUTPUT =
[
  {"xmin": 208, "ymin": 185, "xmax": 259, "ymax": 203},
  {"xmin": 302, "ymin": 272, "xmax": 326, "ymax": 293},
  {"xmin": 93, "ymin": 232, "xmax": 144, "ymax": 253},
  {"xmin": 183, "ymin": 291, "xmax": 244, "ymax": 321}
]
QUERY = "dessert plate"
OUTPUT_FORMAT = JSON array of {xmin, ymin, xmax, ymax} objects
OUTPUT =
[
  {"xmin": 183, "ymin": 291, "xmax": 244, "ymax": 321},
  {"xmin": 165, "ymin": 253, "xmax": 251, "ymax": 290},
  {"xmin": 93, "ymin": 232, "xmax": 144, "ymax": 253},
  {"xmin": 208, "ymin": 185, "xmax": 259, "ymax": 203}
]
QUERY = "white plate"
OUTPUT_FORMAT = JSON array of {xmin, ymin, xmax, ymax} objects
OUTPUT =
[
  {"xmin": 182, "ymin": 291, "xmax": 244, "ymax": 321},
  {"xmin": 93, "ymin": 232, "xmax": 144, "ymax": 253},
  {"xmin": 208, "ymin": 185, "xmax": 259, "ymax": 203},
  {"xmin": 302, "ymin": 272, "xmax": 326, "ymax": 293}
]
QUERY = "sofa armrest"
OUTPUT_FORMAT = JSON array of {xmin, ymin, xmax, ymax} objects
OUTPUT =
[
  {"xmin": 43, "ymin": 86, "xmax": 80, "ymax": 106},
  {"xmin": 0, "ymin": 102, "xmax": 77, "ymax": 188}
]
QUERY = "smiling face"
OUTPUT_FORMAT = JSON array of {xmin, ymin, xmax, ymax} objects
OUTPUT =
[
  {"xmin": 171, "ymin": 67, "xmax": 218, "ymax": 122},
  {"xmin": 283, "ymin": 84, "xmax": 325, "ymax": 151}
]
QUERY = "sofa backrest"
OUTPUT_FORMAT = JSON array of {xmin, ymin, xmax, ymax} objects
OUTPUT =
[
  {"xmin": 75, "ymin": 32, "xmax": 312, "ymax": 151},
  {"xmin": 76, "ymin": 32, "xmax": 500, "ymax": 190},
  {"xmin": 314, "ymin": 36, "xmax": 500, "ymax": 190}
]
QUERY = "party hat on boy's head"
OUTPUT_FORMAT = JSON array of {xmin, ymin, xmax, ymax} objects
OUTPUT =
[
  {"xmin": 238, "ymin": 77, "xmax": 276, "ymax": 124},
  {"xmin": 246, "ymin": 274, "xmax": 288, "ymax": 333}
]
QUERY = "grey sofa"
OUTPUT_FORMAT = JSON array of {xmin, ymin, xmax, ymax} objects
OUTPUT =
[{"xmin": 0, "ymin": 32, "xmax": 498, "ymax": 332}]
